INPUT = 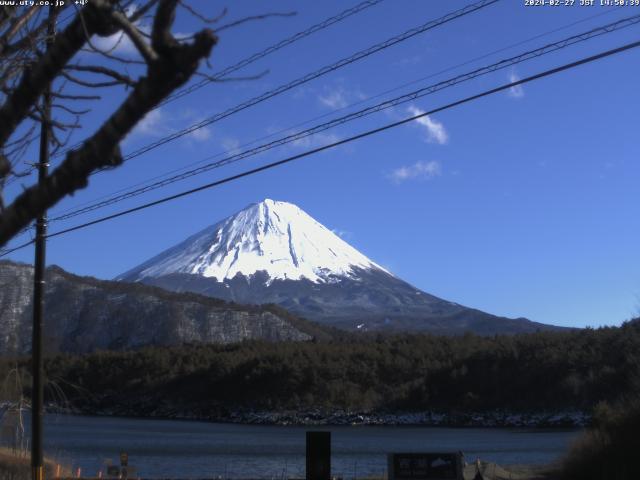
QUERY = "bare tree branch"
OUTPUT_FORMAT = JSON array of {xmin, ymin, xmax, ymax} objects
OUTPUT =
[
  {"xmin": 0, "ymin": 0, "xmax": 217, "ymax": 246},
  {"xmin": 128, "ymin": 0, "xmax": 160, "ymax": 24},
  {"xmin": 52, "ymin": 103, "xmax": 91, "ymax": 115},
  {"xmin": 0, "ymin": 6, "xmax": 40, "ymax": 56},
  {"xmin": 0, "ymin": 7, "xmax": 14, "ymax": 31},
  {"xmin": 151, "ymin": 0, "xmax": 178, "ymax": 54},
  {"xmin": 193, "ymin": 68, "xmax": 269, "ymax": 83},
  {"xmin": 110, "ymin": 9, "xmax": 158, "ymax": 62},
  {"xmin": 0, "ymin": 0, "xmax": 288, "ymax": 245},
  {"xmin": 0, "ymin": 1, "xmax": 119, "ymax": 148},
  {"xmin": 52, "ymin": 92, "xmax": 101, "ymax": 101},
  {"xmin": 60, "ymin": 69, "xmax": 125, "ymax": 88},
  {"xmin": 178, "ymin": 1, "xmax": 227, "ymax": 24},
  {"xmin": 66, "ymin": 64, "xmax": 135, "ymax": 86}
]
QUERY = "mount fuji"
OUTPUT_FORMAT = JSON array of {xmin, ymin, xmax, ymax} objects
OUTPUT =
[{"xmin": 118, "ymin": 199, "xmax": 558, "ymax": 334}]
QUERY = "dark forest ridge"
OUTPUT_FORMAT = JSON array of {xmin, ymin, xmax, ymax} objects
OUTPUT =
[{"xmin": 2, "ymin": 319, "xmax": 637, "ymax": 423}]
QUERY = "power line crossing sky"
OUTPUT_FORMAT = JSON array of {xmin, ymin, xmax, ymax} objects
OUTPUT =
[{"xmin": 3, "ymin": 0, "xmax": 640, "ymax": 328}]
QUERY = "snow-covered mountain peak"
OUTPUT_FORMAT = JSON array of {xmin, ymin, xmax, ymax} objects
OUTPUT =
[{"xmin": 119, "ymin": 199, "xmax": 389, "ymax": 284}]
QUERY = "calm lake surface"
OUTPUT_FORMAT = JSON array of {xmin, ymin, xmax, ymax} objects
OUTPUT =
[{"xmin": 33, "ymin": 414, "xmax": 580, "ymax": 478}]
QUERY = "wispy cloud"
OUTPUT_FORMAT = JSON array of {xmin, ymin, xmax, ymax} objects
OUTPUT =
[
  {"xmin": 389, "ymin": 160, "xmax": 441, "ymax": 183},
  {"xmin": 319, "ymin": 88, "xmax": 348, "ymax": 109},
  {"xmin": 407, "ymin": 105, "xmax": 448, "ymax": 145},
  {"xmin": 508, "ymin": 71, "xmax": 524, "ymax": 99},
  {"xmin": 393, "ymin": 55, "xmax": 422, "ymax": 67},
  {"xmin": 291, "ymin": 131, "xmax": 341, "ymax": 149},
  {"xmin": 127, "ymin": 107, "xmax": 211, "ymax": 145},
  {"xmin": 131, "ymin": 108, "xmax": 168, "ymax": 137},
  {"xmin": 91, "ymin": 31, "xmax": 139, "ymax": 56},
  {"xmin": 318, "ymin": 85, "xmax": 366, "ymax": 110},
  {"xmin": 178, "ymin": 109, "xmax": 213, "ymax": 143},
  {"xmin": 189, "ymin": 126, "xmax": 212, "ymax": 142},
  {"xmin": 222, "ymin": 137, "xmax": 241, "ymax": 156}
]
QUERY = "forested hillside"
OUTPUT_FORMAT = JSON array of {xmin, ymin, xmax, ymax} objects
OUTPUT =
[{"xmin": 2, "ymin": 319, "xmax": 637, "ymax": 419}]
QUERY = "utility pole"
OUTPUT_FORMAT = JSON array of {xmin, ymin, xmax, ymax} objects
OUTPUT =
[{"xmin": 32, "ymin": 6, "xmax": 56, "ymax": 480}]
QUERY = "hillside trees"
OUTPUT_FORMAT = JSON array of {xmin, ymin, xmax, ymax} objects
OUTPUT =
[{"xmin": 1, "ymin": 320, "xmax": 637, "ymax": 414}]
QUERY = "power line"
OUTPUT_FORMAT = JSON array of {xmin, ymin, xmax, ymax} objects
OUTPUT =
[
  {"xmin": 2, "ymin": 1, "xmax": 385, "ymax": 228},
  {"xmin": 161, "ymin": 0, "xmax": 386, "ymax": 107},
  {"xmin": 47, "ymin": 13, "xmax": 640, "ymax": 224},
  {"xmin": 2, "ymin": 0, "xmax": 493, "ymax": 248},
  {"xmin": 0, "ymin": 36, "xmax": 631, "ymax": 255},
  {"xmin": 48, "ymin": 5, "xmax": 626, "ymax": 221},
  {"xmin": 52, "ymin": 0, "xmax": 386, "ymax": 160},
  {"xmin": 0, "ymin": 239, "xmax": 34, "ymax": 258},
  {"xmin": 116, "ymin": 0, "xmax": 500, "ymax": 163}
]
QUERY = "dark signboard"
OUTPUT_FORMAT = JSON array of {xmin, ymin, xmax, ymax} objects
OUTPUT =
[
  {"xmin": 388, "ymin": 452, "xmax": 463, "ymax": 480},
  {"xmin": 306, "ymin": 431, "xmax": 331, "ymax": 480}
]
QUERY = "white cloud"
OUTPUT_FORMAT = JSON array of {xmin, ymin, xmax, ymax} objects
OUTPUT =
[
  {"xmin": 188, "ymin": 126, "xmax": 212, "ymax": 142},
  {"xmin": 126, "ymin": 107, "xmax": 212, "ymax": 145},
  {"xmin": 319, "ymin": 88, "xmax": 348, "ymax": 109},
  {"xmin": 508, "ymin": 72, "xmax": 524, "ymax": 99},
  {"xmin": 291, "ymin": 131, "xmax": 341, "ymax": 149},
  {"xmin": 407, "ymin": 105, "xmax": 448, "ymax": 145},
  {"xmin": 176, "ymin": 109, "xmax": 213, "ymax": 143},
  {"xmin": 389, "ymin": 160, "xmax": 441, "ymax": 183},
  {"xmin": 317, "ymin": 85, "xmax": 366, "ymax": 110},
  {"xmin": 133, "ymin": 108, "xmax": 167, "ymax": 136},
  {"xmin": 91, "ymin": 31, "xmax": 139, "ymax": 56},
  {"xmin": 394, "ymin": 55, "xmax": 422, "ymax": 67},
  {"xmin": 222, "ymin": 138, "xmax": 241, "ymax": 155}
]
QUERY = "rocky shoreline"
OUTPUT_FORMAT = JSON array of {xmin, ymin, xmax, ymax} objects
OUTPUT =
[{"xmin": 43, "ymin": 403, "xmax": 589, "ymax": 428}]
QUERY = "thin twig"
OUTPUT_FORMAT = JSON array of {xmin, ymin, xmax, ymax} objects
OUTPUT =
[
  {"xmin": 216, "ymin": 11, "xmax": 297, "ymax": 33},
  {"xmin": 60, "ymin": 70, "xmax": 126, "ymax": 88},
  {"xmin": 52, "ymin": 103, "xmax": 91, "ymax": 115},
  {"xmin": 52, "ymin": 92, "xmax": 101, "ymax": 101},
  {"xmin": 178, "ymin": 1, "xmax": 227, "ymax": 24},
  {"xmin": 192, "ymin": 68, "xmax": 269, "ymax": 82},
  {"xmin": 65, "ymin": 64, "xmax": 136, "ymax": 87}
]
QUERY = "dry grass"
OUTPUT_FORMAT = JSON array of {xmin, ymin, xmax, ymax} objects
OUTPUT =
[
  {"xmin": 560, "ymin": 399, "xmax": 640, "ymax": 480},
  {"xmin": 462, "ymin": 461, "xmax": 559, "ymax": 480},
  {"xmin": 0, "ymin": 447, "xmax": 68, "ymax": 480}
]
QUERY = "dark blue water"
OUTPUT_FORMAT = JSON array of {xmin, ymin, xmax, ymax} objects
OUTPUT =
[{"xmin": 34, "ymin": 414, "xmax": 580, "ymax": 478}]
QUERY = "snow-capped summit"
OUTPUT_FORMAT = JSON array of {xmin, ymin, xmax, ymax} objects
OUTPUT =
[
  {"xmin": 119, "ymin": 199, "xmax": 388, "ymax": 284},
  {"xmin": 119, "ymin": 199, "xmax": 559, "ymax": 335}
]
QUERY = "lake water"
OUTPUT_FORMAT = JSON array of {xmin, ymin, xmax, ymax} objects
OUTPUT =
[{"xmin": 30, "ymin": 414, "xmax": 580, "ymax": 478}]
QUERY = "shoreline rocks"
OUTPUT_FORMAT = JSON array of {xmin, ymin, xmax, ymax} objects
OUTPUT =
[{"xmin": 42, "ymin": 403, "xmax": 589, "ymax": 428}]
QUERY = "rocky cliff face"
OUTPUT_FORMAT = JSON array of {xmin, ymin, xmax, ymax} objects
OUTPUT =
[{"xmin": 0, "ymin": 261, "xmax": 311, "ymax": 355}]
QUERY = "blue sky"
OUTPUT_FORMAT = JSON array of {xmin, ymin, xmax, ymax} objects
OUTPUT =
[{"xmin": 3, "ymin": 0, "xmax": 640, "ymax": 328}]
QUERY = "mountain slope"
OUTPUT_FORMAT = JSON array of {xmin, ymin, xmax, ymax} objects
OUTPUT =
[
  {"xmin": 120, "ymin": 199, "xmax": 561, "ymax": 335},
  {"xmin": 0, "ymin": 260, "xmax": 317, "ymax": 355}
]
